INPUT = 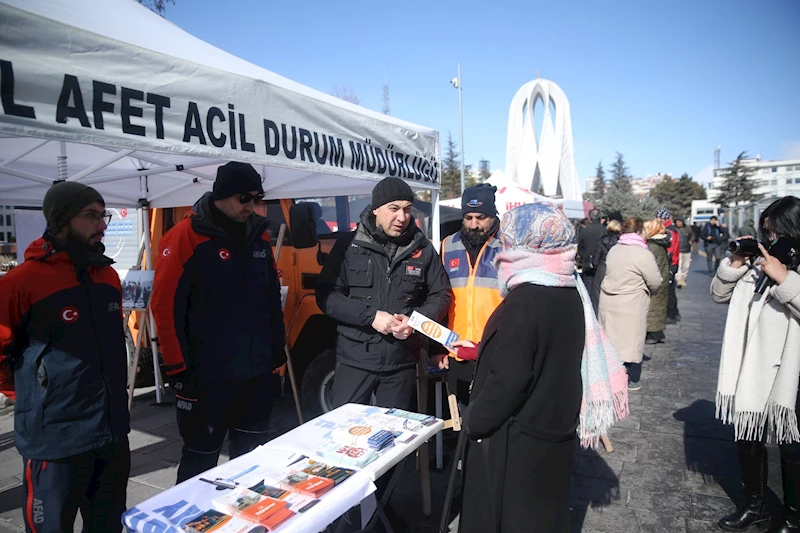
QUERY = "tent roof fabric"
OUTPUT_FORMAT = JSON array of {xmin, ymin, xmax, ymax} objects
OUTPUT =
[{"xmin": 0, "ymin": 0, "xmax": 440, "ymax": 208}]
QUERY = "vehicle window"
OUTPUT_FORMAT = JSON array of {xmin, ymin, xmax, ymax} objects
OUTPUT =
[{"xmin": 257, "ymin": 199, "xmax": 290, "ymax": 245}]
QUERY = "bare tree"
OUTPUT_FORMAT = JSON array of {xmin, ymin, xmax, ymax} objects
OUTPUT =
[
  {"xmin": 138, "ymin": 0, "xmax": 175, "ymax": 14},
  {"xmin": 331, "ymin": 86, "xmax": 361, "ymax": 105}
]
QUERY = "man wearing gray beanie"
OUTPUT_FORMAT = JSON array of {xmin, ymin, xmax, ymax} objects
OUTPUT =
[
  {"xmin": 317, "ymin": 176, "xmax": 452, "ymax": 410},
  {"xmin": 0, "ymin": 181, "xmax": 131, "ymax": 532}
]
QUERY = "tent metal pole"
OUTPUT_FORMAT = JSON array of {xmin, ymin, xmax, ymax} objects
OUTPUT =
[
  {"xmin": 146, "ymin": 178, "xmax": 201, "ymax": 204},
  {"xmin": 139, "ymin": 180, "xmax": 164, "ymax": 404},
  {"xmin": 103, "ymin": 149, "xmax": 218, "ymax": 182},
  {"xmin": 0, "ymin": 139, "xmax": 49, "ymax": 168},
  {"xmin": 57, "ymin": 141, "xmax": 67, "ymax": 181},
  {"xmin": 68, "ymin": 149, "xmax": 134, "ymax": 182},
  {"xmin": 430, "ymin": 187, "xmax": 444, "ymax": 470},
  {"xmin": 0, "ymin": 166, "xmax": 56, "ymax": 187},
  {"xmin": 80, "ymin": 161, "xmax": 214, "ymax": 185}
]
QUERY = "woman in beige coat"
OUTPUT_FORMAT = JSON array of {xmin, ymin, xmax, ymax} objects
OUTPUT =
[{"xmin": 598, "ymin": 218, "xmax": 663, "ymax": 390}]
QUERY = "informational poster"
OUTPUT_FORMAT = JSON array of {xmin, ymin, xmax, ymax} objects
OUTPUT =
[{"xmin": 104, "ymin": 207, "xmax": 141, "ymax": 273}]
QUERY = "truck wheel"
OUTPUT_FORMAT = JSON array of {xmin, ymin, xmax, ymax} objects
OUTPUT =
[{"xmin": 300, "ymin": 348, "xmax": 336, "ymax": 418}]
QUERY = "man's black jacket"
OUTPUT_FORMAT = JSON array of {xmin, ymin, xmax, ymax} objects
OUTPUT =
[
  {"xmin": 316, "ymin": 210, "xmax": 452, "ymax": 372},
  {"xmin": 577, "ymin": 222, "xmax": 606, "ymax": 273}
]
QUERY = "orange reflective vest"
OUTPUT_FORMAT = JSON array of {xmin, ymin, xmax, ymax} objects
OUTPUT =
[{"xmin": 441, "ymin": 230, "xmax": 504, "ymax": 360}]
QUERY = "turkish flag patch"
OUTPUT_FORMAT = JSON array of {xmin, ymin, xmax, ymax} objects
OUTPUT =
[{"xmin": 449, "ymin": 258, "xmax": 460, "ymax": 270}]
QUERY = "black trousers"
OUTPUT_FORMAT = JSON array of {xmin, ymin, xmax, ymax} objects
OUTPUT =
[
  {"xmin": 330, "ymin": 362, "xmax": 415, "ymax": 411},
  {"xmin": 737, "ymin": 385, "xmax": 800, "ymax": 505},
  {"xmin": 176, "ymin": 373, "xmax": 275, "ymax": 483},
  {"xmin": 22, "ymin": 439, "xmax": 130, "ymax": 533},
  {"xmin": 667, "ymin": 264, "xmax": 680, "ymax": 319}
]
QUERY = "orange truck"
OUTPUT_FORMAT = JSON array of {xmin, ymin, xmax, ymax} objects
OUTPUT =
[{"xmin": 143, "ymin": 195, "xmax": 460, "ymax": 417}]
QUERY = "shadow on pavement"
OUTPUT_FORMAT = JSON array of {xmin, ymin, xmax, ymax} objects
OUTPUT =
[
  {"xmin": 570, "ymin": 447, "xmax": 621, "ymax": 532},
  {"xmin": 674, "ymin": 399, "xmax": 741, "ymax": 501}
]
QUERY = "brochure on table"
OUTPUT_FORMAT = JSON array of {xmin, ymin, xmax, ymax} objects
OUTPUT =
[{"xmin": 122, "ymin": 404, "xmax": 443, "ymax": 533}]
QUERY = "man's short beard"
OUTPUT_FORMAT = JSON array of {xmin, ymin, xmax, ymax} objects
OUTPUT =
[
  {"xmin": 464, "ymin": 227, "xmax": 491, "ymax": 247},
  {"xmin": 66, "ymin": 226, "xmax": 105, "ymax": 254}
]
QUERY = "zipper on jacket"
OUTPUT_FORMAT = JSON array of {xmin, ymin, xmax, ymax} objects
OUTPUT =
[{"xmin": 78, "ymin": 274, "xmax": 115, "ymax": 438}]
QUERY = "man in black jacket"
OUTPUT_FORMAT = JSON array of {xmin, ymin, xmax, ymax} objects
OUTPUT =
[
  {"xmin": 577, "ymin": 209, "xmax": 606, "ymax": 286},
  {"xmin": 317, "ymin": 177, "xmax": 452, "ymax": 410},
  {"xmin": 702, "ymin": 216, "xmax": 726, "ymax": 274},
  {"xmin": 151, "ymin": 162, "xmax": 285, "ymax": 483}
]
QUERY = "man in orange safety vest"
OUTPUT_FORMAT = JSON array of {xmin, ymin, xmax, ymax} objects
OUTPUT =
[{"xmin": 439, "ymin": 184, "xmax": 504, "ymax": 403}]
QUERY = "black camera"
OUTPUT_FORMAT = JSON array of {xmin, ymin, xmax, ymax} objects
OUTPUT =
[{"xmin": 729, "ymin": 239, "xmax": 761, "ymax": 257}]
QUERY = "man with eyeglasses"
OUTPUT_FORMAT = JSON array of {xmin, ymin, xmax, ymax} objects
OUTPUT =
[
  {"xmin": 151, "ymin": 161, "xmax": 285, "ymax": 483},
  {"xmin": 0, "ymin": 182, "xmax": 130, "ymax": 532}
]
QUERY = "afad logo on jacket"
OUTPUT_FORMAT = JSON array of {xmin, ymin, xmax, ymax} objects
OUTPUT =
[
  {"xmin": 218, "ymin": 248, "xmax": 231, "ymax": 261},
  {"xmin": 60, "ymin": 307, "xmax": 79, "ymax": 323}
]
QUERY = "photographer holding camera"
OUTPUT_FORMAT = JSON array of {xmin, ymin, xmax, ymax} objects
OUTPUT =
[{"xmin": 712, "ymin": 196, "xmax": 800, "ymax": 533}]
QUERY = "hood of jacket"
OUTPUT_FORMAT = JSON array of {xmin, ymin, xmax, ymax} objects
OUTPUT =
[
  {"xmin": 648, "ymin": 233, "xmax": 670, "ymax": 249},
  {"xmin": 190, "ymin": 192, "xmax": 269, "ymax": 247}
]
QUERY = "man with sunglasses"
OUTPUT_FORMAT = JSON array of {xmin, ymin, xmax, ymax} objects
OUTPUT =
[
  {"xmin": 0, "ymin": 182, "xmax": 130, "ymax": 532},
  {"xmin": 151, "ymin": 161, "xmax": 285, "ymax": 483}
]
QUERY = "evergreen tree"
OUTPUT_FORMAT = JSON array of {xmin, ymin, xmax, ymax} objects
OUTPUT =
[
  {"xmin": 715, "ymin": 152, "xmax": 762, "ymax": 208},
  {"xmin": 608, "ymin": 152, "xmax": 632, "ymax": 195},
  {"xmin": 650, "ymin": 173, "xmax": 707, "ymax": 219},
  {"xmin": 592, "ymin": 161, "xmax": 607, "ymax": 203},
  {"xmin": 441, "ymin": 132, "xmax": 462, "ymax": 199}
]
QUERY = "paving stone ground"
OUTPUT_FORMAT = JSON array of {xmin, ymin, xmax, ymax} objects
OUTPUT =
[{"xmin": 0, "ymin": 253, "xmax": 771, "ymax": 532}]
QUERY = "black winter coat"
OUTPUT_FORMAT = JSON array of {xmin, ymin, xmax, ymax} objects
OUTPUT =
[
  {"xmin": 589, "ymin": 233, "xmax": 619, "ymax": 311},
  {"xmin": 151, "ymin": 193, "xmax": 285, "ymax": 383},
  {"xmin": 577, "ymin": 222, "xmax": 606, "ymax": 272},
  {"xmin": 317, "ymin": 210, "xmax": 452, "ymax": 372},
  {"xmin": 460, "ymin": 284, "xmax": 585, "ymax": 533}
]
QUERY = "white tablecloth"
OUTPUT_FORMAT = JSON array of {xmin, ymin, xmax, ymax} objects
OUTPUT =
[{"xmin": 123, "ymin": 403, "xmax": 443, "ymax": 533}]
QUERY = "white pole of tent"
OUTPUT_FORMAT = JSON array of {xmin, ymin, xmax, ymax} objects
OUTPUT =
[
  {"xmin": 430, "ymin": 187, "xmax": 444, "ymax": 469},
  {"xmin": 68, "ymin": 149, "xmax": 134, "ymax": 182},
  {"xmin": 0, "ymin": 139, "xmax": 49, "ymax": 168},
  {"xmin": 139, "ymin": 178, "xmax": 164, "ymax": 404},
  {"xmin": 57, "ymin": 142, "xmax": 67, "ymax": 181},
  {"xmin": 80, "ymin": 161, "xmax": 215, "ymax": 185}
]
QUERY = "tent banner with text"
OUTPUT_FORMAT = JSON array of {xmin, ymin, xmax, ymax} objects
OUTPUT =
[{"xmin": 0, "ymin": 4, "xmax": 440, "ymax": 189}]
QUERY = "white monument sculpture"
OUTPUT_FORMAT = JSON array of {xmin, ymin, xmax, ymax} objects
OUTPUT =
[{"xmin": 504, "ymin": 77, "xmax": 581, "ymax": 201}]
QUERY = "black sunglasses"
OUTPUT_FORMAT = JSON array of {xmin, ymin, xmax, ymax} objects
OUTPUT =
[{"xmin": 238, "ymin": 193, "xmax": 265, "ymax": 204}]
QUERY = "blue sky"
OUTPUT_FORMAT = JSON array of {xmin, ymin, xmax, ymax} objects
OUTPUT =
[{"xmin": 165, "ymin": 0, "xmax": 799, "ymax": 190}]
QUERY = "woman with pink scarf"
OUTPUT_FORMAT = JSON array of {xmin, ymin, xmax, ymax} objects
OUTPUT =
[
  {"xmin": 453, "ymin": 204, "xmax": 628, "ymax": 533},
  {"xmin": 598, "ymin": 217, "xmax": 663, "ymax": 390}
]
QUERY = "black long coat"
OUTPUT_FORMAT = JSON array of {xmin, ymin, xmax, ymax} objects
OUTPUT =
[{"xmin": 459, "ymin": 283, "xmax": 585, "ymax": 533}]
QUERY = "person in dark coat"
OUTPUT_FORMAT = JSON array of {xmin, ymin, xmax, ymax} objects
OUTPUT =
[
  {"xmin": 577, "ymin": 208, "xmax": 606, "ymax": 287},
  {"xmin": 644, "ymin": 220, "xmax": 670, "ymax": 344},
  {"xmin": 589, "ymin": 219, "xmax": 622, "ymax": 312},
  {"xmin": 317, "ymin": 177, "xmax": 452, "ymax": 410},
  {"xmin": 453, "ymin": 204, "xmax": 587, "ymax": 533}
]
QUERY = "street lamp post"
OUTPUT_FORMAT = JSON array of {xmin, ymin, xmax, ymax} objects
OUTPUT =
[{"xmin": 451, "ymin": 62, "xmax": 465, "ymax": 194}]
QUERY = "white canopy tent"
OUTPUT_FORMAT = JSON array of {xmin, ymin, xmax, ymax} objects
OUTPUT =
[
  {"xmin": 0, "ymin": 0, "xmax": 441, "ymax": 207},
  {"xmin": 0, "ymin": 0, "xmax": 442, "ymax": 405}
]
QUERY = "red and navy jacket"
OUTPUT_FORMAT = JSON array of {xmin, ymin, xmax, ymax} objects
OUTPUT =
[
  {"xmin": 151, "ymin": 193, "xmax": 285, "ymax": 383},
  {"xmin": 0, "ymin": 237, "xmax": 130, "ymax": 460},
  {"xmin": 664, "ymin": 220, "xmax": 680, "ymax": 267}
]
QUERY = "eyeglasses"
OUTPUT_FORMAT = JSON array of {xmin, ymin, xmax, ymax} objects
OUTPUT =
[
  {"xmin": 238, "ymin": 193, "xmax": 265, "ymax": 204},
  {"xmin": 78, "ymin": 211, "xmax": 113, "ymax": 225}
]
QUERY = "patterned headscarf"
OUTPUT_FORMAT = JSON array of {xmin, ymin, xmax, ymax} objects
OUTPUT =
[
  {"xmin": 657, "ymin": 208, "xmax": 672, "ymax": 220},
  {"xmin": 494, "ymin": 204, "xmax": 629, "ymax": 448}
]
